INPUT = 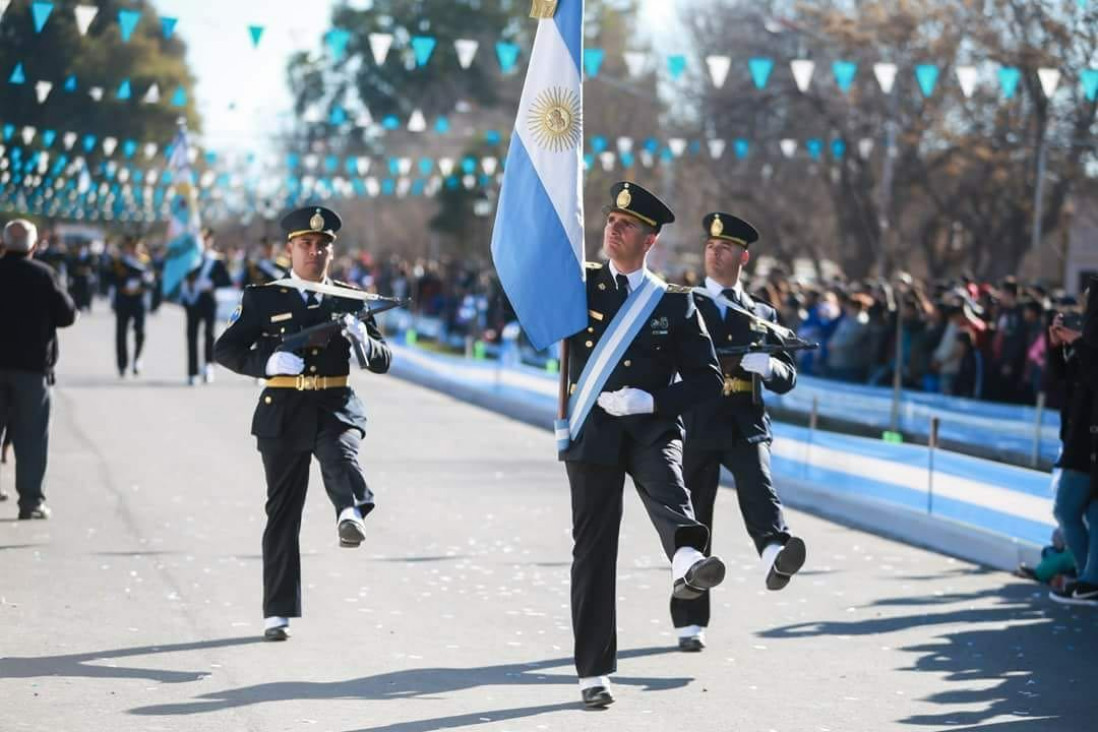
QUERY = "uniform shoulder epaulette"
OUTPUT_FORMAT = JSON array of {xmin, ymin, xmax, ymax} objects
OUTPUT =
[
  {"xmin": 585, "ymin": 261, "xmax": 604, "ymax": 270},
  {"xmin": 332, "ymin": 279, "xmax": 362, "ymax": 290},
  {"xmin": 666, "ymin": 283, "xmax": 693, "ymax": 294}
]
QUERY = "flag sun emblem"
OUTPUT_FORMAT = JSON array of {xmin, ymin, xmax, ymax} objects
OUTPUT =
[{"xmin": 527, "ymin": 86, "xmax": 582, "ymax": 152}]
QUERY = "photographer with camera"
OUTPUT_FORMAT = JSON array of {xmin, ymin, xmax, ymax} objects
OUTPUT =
[{"xmin": 1046, "ymin": 283, "xmax": 1098, "ymax": 606}]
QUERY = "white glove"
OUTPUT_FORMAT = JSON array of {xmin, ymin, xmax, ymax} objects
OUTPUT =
[
  {"xmin": 597, "ymin": 387, "xmax": 655, "ymax": 417},
  {"xmin": 265, "ymin": 351, "xmax": 304, "ymax": 376},
  {"xmin": 740, "ymin": 353, "xmax": 774, "ymax": 380},
  {"xmin": 340, "ymin": 314, "xmax": 368, "ymax": 345}
]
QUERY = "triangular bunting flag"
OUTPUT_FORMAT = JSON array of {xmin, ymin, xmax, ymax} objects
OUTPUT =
[
  {"xmin": 748, "ymin": 57, "xmax": 774, "ymax": 89},
  {"xmin": 42, "ymin": 129, "xmax": 56, "ymax": 147},
  {"xmin": 667, "ymin": 54, "xmax": 687, "ymax": 81},
  {"xmin": 31, "ymin": 2, "xmax": 53, "ymax": 33},
  {"xmin": 411, "ymin": 36, "xmax": 437, "ymax": 67},
  {"xmin": 780, "ymin": 139, "xmax": 797, "ymax": 158},
  {"xmin": 590, "ymin": 136, "xmax": 607, "ymax": 153},
  {"xmin": 616, "ymin": 136, "xmax": 633, "ymax": 153},
  {"xmin": 160, "ymin": 17, "xmax": 177, "ymax": 39},
  {"xmin": 329, "ymin": 106, "xmax": 346, "ymax": 125},
  {"xmin": 118, "ymin": 9, "xmax": 141, "ymax": 42},
  {"xmin": 368, "ymin": 33, "xmax": 393, "ymax": 65},
  {"xmin": 327, "ymin": 29, "xmax": 351, "ymax": 61},
  {"xmin": 668, "ymin": 138, "xmax": 687, "ymax": 157},
  {"xmin": 858, "ymin": 138, "xmax": 874, "ymax": 159},
  {"xmin": 623, "ymin": 51, "xmax": 647, "ymax": 78},
  {"xmin": 438, "ymin": 157, "xmax": 454, "ymax": 176},
  {"xmin": 830, "ymin": 139, "xmax": 846, "ymax": 159},
  {"xmin": 143, "ymin": 83, "xmax": 159, "ymax": 104},
  {"xmin": 790, "ymin": 59, "xmax": 815, "ymax": 92},
  {"xmin": 9, "ymin": 62, "xmax": 25, "ymax": 84},
  {"xmin": 248, "ymin": 25, "xmax": 264, "ymax": 48},
  {"xmin": 82, "ymin": 134, "xmax": 96, "ymax": 152},
  {"xmin": 63, "ymin": 132, "xmax": 77, "ymax": 149},
  {"xmin": 171, "ymin": 85, "xmax": 187, "ymax": 107},
  {"xmin": 915, "ymin": 64, "xmax": 939, "ymax": 97},
  {"xmin": 873, "ymin": 63, "xmax": 897, "ymax": 94},
  {"xmin": 74, "ymin": 4, "xmax": 98, "ymax": 35},
  {"xmin": 34, "ymin": 80, "xmax": 52, "ymax": 102},
  {"xmin": 805, "ymin": 138, "xmax": 823, "ymax": 160},
  {"xmin": 584, "ymin": 48, "xmax": 605, "ymax": 78},
  {"xmin": 102, "ymin": 137, "xmax": 118, "ymax": 156},
  {"xmin": 123, "ymin": 139, "xmax": 137, "ymax": 158},
  {"xmin": 407, "ymin": 109, "xmax": 427, "ymax": 132},
  {"xmin": 21, "ymin": 126, "xmax": 36, "ymax": 145},
  {"xmin": 116, "ymin": 79, "xmax": 131, "ymax": 100},
  {"xmin": 143, "ymin": 142, "xmax": 157, "ymax": 159},
  {"xmin": 454, "ymin": 39, "xmax": 478, "ymax": 69},
  {"xmin": 733, "ymin": 139, "xmax": 750, "ymax": 159},
  {"xmin": 833, "ymin": 61, "xmax": 857, "ymax": 94},
  {"xmin": 1082, "ymin": 69, "xmax": 1098, "ymax": 102},
  {"xmin": 63, "ymin": 74, "xmax": 76, "ymax": 92},
  {"xmin": 89, "ymin": 86, "xmax": 103, "ymax": 101},
  {"xmin": 495, "ymin": 41, "xmax": 520, "ymax": 73},
  {"xmin": 355, "ymin": 108, "xmax": 373, "ymax": 127},
  {"xmin": 1037, "ymin": 68, "xmax": 1061, "ymax": 98},
  {"xmin": 482, "ymin": 157, "xmax": 499, "ymax": 175},
  {"xmin": 707, "ymin": 139, "xmax": 726, "ymax": 159},
  {"xmin": 998, "ymin": 67, "xmax": 1021, "ymax": 99},
  {"xmin": 434, "ymin": 116, "xmax": 450, "ymax": 133},
  {"xmin": 956, "ymin": 66, "xmax": 977, "ymax": 98},
  {"xmin": 706, "ymin": 55, "xmax": 731, "ymax": 88}
]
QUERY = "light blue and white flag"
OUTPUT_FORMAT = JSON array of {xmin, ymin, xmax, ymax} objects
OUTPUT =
[
  {"xmin": 489, "ymin": 0, "xmax": 586, "ymax": 352},
  {"xmin": 161, "ymin": 124, "xmax": 203, "ymax": 299}
]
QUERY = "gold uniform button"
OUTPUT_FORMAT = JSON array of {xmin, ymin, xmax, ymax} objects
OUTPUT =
[
  {"xmin": 311, "ymin": 349, "xmax": 319, "ymax": 355},
  {"xmin": 569, "ymin": 383, "xmax": 577, "ymax": 395},
  {"xmin": 598, "ymin": 283, "xmax": 606, "ymax": 290},
  {"xmin": 279, "ymin": 288, "xmax": 289, "ymax": 293},
  {"xmin": 585, "ymin": 340, "xmax": 594, "ymax": 348},
  {"xmin": 264, "ymin": 396, "xmax": 272, "ymax": 404},
  {"xmin": 727, "ymin": 334, "xmax": 733, "ymax": 341},
  {"xmin": 624, "ymin": 360, "xmax": 632, "ymax": 367},
  {"xmin": 587, "ymin": 327, "xmax": 594, "ymax": 333},
  {"xmin": 280, "ymin": 327, "xmax": 286, "ymax": 333},
  {"xmin": 309, "ymin": 365, "xmax": 318, "ymax": 373}
]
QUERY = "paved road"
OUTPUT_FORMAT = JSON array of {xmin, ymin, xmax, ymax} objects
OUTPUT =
[{"xmin": 1, "ymin": 306, "xmax": 1095, "ymax": 732}]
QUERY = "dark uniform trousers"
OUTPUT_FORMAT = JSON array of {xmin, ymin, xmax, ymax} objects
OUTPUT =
[
  {"xmin": 562, "ymin": 264, "xmax": 723, "ymax": 678},
  {"xmin": 672, "ymin": 288, "xmax": 797, "ymax": 629},
  {"xmin": 214, "ymin": 279, "xmax": 391, "ymax": 620},
  {"xmin": 115, "ymin": 294, "xmax": 146, "ymax": 373},
  {"xmin": 185, "ymin": 296, "xmax": 217, "ymax": 377}
]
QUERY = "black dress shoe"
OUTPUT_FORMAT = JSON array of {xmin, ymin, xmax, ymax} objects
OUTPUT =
[
  {"xmin": 678, "ymin": 635, "xmax": 705, "ymax": 652},
  {"xmin": 766, "ymin": 537, "xmax": 806, "ymax": 591},
  {"xmin": 581, "ymin": 686, "xmax": 614, "ymax": 708},
  {"xmin": 673, "ymin": 556, "xmax": 726, "ymax": 600},
  {"xmin": 264, "ymin": 626, "xmax": 290, "ymax": 641},
  {"xmin": 338, "ymin": 517, "xmax": 366, "ymax": 548}
]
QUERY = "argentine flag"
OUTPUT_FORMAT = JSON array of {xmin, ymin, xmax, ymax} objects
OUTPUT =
[
  {"xmin": 160, "ymin": 125, "xmax": 203, "ymax": 300},
  {"xmin": 489, "ymin": 0, "xmax": 586, "ymax": 352}
]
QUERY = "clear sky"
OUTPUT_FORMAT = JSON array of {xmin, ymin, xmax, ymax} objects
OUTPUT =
[{"xmin": 153, "ymin": 0, "xmax": 682, "ymax": 153}]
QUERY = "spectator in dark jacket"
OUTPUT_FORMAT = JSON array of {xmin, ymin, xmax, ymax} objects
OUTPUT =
[{"xmin": 0, "ymin": 219, "xmax": 77, "ymax": 519}]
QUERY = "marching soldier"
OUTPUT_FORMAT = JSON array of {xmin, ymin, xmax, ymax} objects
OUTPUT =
[
  {"xmin": 68, "ymin": 242, "xmax": 99, "ymax": 312},
  {"xmin": 560, "ymin": 182, "xmax": 726, "ymax": 708},
  {"xmin": 108, "ymin": 236, "xmax": 157, "ymax": 377},
  {"xmin": 243, "ymin": 237, "xmax": 291, "ymax": 287},
  {"xmin": 674, "ymin": 213, "xmax": 807, "ymax": 652},
  {"xmin": 214, "ymin": 206, "xmax": 391, "ymax": 642},
  {"xmin": 179, "ymin": 233, "xmax": 233, "ymax": 385}
]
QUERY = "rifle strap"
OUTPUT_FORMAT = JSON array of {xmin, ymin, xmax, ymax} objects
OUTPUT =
[{"xmin": 691, "ymin": 287, "xmax": 795, "ymax": 340}]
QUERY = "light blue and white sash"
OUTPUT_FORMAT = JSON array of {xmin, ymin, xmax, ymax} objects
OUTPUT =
[{"xmin": 555, "ymin": 270, "xmax": 668, "ymax": 451}]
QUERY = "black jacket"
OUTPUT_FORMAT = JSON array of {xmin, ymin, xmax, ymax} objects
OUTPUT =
[
  {"xmin": 214, "ymin": 280, "xmax": 391, "ymax": 450},
  {"xmin": 0, "ymin": 254, "xmax": 76, "ymax": 374},
  {"xmin": 559, "ymin": 264, "xmax": 723, "ymax": 465},
  {"xmin": 683, "ymin": 288, "xmax": 797, "ymax": 449},
  {"xmin": 180, "ymin": 253, "xmax": 233, "ymax": 310}
]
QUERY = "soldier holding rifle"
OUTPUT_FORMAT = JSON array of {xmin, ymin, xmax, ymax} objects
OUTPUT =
[
  {"xmin": 214, "ymin": 206, "xmax": 397, "ymax": 642},
  {"xmin": 674, "ymin": 212, "xmax": 811, "ymax": 652}
]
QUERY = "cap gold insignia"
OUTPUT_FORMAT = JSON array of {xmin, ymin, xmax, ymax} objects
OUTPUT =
[
  {"xmin": 309, "ymin": 210, "xmax": 325, "ymax": 231},
  {"xmin": 616, "ymin": 185, "xmax": 632, "ymax": 209},
  {"xmin": 710, "ymin": 215, "xmax": 724, "ymax": 238}
]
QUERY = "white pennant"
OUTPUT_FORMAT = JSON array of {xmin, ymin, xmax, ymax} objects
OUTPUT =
[
  {"xmin": 187, "ymin": 148, "xmax": 198, "ymax": 164},
  {"xmin": 355, "ymin": 157, "xmax": 370, "ymax": 176},
  {"xmin": 616, "ymin": 136, "xmax": 633, "ymax": 154},
  {"xmin": 438, "ymin": 157, "xmax": 454, "ymax": 176},
  {"xmin": 89, "ymin": 87, "xmax": 104, "ymax": 102},
  {"xmin": 707, "ymin": 139, "xmax": 726, "ymax": 160},
  {"xmin": 780, "ymin": 139, "xmax": 797, "ymax": 158},
  {"xmin": 0, "ymin": 1, "xmax": 10, "ymax": 22},
  {"xmin": 790, "ymin": 60, "xmax": 815, "ymax": 92},
  {"xmin": 365, "ymin": 178, "xmax": 380, "ymax": 197},
  {"xmin": 143, "ymin": 83, "xmax": 160, "ymax": 104},
  {"xmin": 102, "ymin": 137, "xmax": 118, "ymax": 156},
  {"xmin": 74, "ymin": 4, "xmax": 98, "ymax": 35},
  {"xmin": 21, "ymin": 126, "xmax": 36, "ymax": 145},
  {"xmin": 35, "ymin": 81, "xmax": 52, "ymax": 103},
  {"xmin": 705, "ymin": 55, "xmax": 731, "ymax": 89},
  {"xmin": 303, "ymin": 106, "xmax": 322, "ymax": 124},
  {"xmin": 481, "ymin": 156, "xmax": 498, "ymax": 175},
  {"xmin": 598, "ymin": 152, "xmax": 616, "ymax": 171},
  {"xmin": 858, "ymin": 138, "xmax": 874, "ymax": 159},
  {"xmin": 63, "ymin": 132, "xmax": 77, "ymax": 150},
  {"xmin": 398, "ymin": 157, "xmax": 413, "ymax": 176},
  {"xmin": 304, "ymin": 154, "xmax": 319, "ymax": 170},
  {"xmin": 639, "ymin": 150, "xmax": 654, "ymax": 168},
  {"xmin": 956, "ymin": 66, "xmax": 977, "ymax": 98},
  {"xmin": 369, "ymin": 33, "xmax": 394, "ymax": 65},
  {"xmin": 143, "ymin": 143, "xmax": 158, "ymax": 159},
  {"xmin": 407, "ymin": 109, "xmax": 427, "ymax": 132},
  {"xmin": 462, "ymin": 174, "xmax": 475, "ymax": 190},
  {"xmin": 873, "ymin": 63, "xmax": 897, "ymax": 94},
  {"xmin": 668, "ymin": 138, "xmax": 687, "ymax": 157},
  {"xmin": 623, "ymin": 51, "xmax": 647, "ymax": 78},
  {"xmin": 454, "ymin": 39, "xmax": 479, "ymax": 69},
  {"xmin": 1037, "ymin": 68, "xmax": 1061, "ymax": 98},
  {"xmin": 397, "ymin": 177, "xmax": 412, "ymax": 197}
]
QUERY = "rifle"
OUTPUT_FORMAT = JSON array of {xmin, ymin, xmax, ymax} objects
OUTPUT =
[
  {"xmin": 277, "ymin": 297, "xmax": 409, "ymax": 368},
  {"xmin": 714, "ymin": 337, "xmax": 818, "ymax": 405}
]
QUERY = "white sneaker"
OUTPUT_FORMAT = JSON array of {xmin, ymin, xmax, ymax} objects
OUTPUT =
[
  {"xmin": 337, "ymin": 507, "xmax": 366, "ymax": 547},
  {"xmin": 203, "ymin": 364, "xmax": 215, "ymax": 383}
]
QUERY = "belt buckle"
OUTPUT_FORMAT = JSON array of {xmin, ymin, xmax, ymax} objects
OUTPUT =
[{"xmin": 295, "ymin": 374, "xmax": 317, "ymax": 391}]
